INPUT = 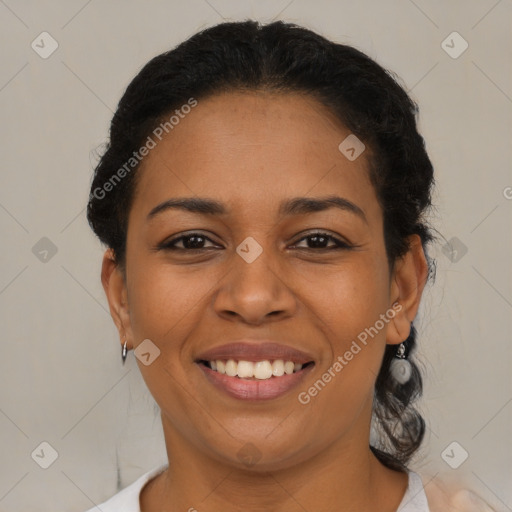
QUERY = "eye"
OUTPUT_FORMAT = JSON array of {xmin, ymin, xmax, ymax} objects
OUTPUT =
[
  {"xmin": 157, "ymin": 231, "xmax": 351, "ymax": 252},
  {"xmin": 158, "ymin": 232, "xmax": 220, "ymax": 251},
  {"xmin": 292, "ymin": 231, "xmax": 351, "ymax": 250}
]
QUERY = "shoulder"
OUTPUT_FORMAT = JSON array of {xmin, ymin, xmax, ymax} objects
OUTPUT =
[
  {"xmin": 420, "ymin": 474, "xmax": 497, "ymax": 512},
  {"xmin": 83, "ymin": 464, "xmax": 168, "ymax": 512}
]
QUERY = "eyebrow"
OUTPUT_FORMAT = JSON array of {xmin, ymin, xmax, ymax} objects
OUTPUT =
[{"xmin": 147, "ymin": 195, "xmax": 367, "ymax": 224}]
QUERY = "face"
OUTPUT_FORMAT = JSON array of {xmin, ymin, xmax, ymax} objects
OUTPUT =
[{"xmin": 103, "ymin": 90, "xmax": 426, "ymax": 472}]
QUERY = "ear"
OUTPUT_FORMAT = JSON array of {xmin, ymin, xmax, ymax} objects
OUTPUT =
[
  {"xmin": 101, "ymin": 249, "xmax": 133, "ymax": 351},
  {"xmin": 386, "ymin": 234, "xmax": 429, "ymax": 345}
]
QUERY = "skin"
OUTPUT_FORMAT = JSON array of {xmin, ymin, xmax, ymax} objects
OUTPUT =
[{"xmin": 101, "ymin": 90, "xmax": 429, "ymax": 512}]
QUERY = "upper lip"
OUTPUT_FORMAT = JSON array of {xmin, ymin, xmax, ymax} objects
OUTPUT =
[{"xmin": 195, "ymin": 341, "xmax": 315, "ymax": 364}]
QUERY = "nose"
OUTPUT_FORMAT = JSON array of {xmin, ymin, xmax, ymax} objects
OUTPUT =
[{"xmin": 212, "ymin": 247, "xmax": 297, "ymax": 325}]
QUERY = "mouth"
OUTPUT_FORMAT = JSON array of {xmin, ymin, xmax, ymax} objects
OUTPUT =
[
  {"xmin": 194, "ymin": 342, "xmax": 316, "ymax": 401},
  {"xmin": 197, "ymin": 359, "xmax": 314, "ymax": 379},
  {"xmin": 196, "ymin": 359, "xmax": 315, "ymax": 401}
]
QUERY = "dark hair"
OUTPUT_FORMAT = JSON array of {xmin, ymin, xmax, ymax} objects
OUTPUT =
[{"xmin": 87, "ymin": 20, "xmax": 436, "ymax": 471}]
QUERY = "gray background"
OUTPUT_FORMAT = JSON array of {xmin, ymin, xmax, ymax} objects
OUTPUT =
[{"xmin": 0, "ymin": 0, "xmax": 511, "ymax": 510}]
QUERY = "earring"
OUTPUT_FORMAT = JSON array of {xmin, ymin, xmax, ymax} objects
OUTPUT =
[
  {"xmin": 390, "ymin": 342, "xmax": 412, "ymax": 384},
  {"xmin": 121, "ymin": 340, "xmax": 128, "ymax": 365}
]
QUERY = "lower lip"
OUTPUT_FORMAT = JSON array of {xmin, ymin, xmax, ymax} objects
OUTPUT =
[{"xmin": 197, "ymin": 363, "xmax": 315, "ymax": 401}]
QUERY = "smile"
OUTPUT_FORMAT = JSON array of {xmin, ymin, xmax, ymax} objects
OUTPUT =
[{"xmin": 196, "ymin": 359, "xmax": 315, "ymax": 400}]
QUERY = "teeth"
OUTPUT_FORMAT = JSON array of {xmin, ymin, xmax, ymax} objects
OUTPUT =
[
  {"xmin": 284, "ymin": 361, "xmax": 295, "ymax": 375},
  {"xmin": 272, "ymin": 359, "xmax": 285, "ymax": 376},
  {"xmin": 225, "ymin": 359, "xmax": 237, "ymax": 377},
  {"xmin": 237, "ymin": 360, "xmax": 254, "ymax": 378},
  {"xmin": 208, "ymin": 359, "xmax": 305, "ymax": 380},
  {"xmin": 254, "ymin": 361, "xmax": 273, "ymax": 379}
]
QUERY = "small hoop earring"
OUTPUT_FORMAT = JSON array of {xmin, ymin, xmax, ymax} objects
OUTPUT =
[
  {"xmin": 390, "ymin": 342, "xmax": 412, "ymax": 384},
  {"xmin": 121, "ymin": 340, "xmax": 128, "ymax": 365}
]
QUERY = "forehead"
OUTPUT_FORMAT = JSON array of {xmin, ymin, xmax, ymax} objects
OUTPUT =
[{"xmin": 130, "ymin": 91, "xmax": 380, "ymax": 224}]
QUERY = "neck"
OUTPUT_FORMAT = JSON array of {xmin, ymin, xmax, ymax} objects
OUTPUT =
[{"xmin": 141, "ymin": 414, "xmax": 408, "ymax": 512}]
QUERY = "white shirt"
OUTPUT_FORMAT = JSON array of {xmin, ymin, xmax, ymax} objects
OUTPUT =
[{"xmin": 84, "ymin": 465, "xmax": 430, "ymax": 511}]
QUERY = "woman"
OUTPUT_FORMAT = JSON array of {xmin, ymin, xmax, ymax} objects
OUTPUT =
[{"xmin": 85, "ymin": 20, "xmax": 493, "ymax": 512}]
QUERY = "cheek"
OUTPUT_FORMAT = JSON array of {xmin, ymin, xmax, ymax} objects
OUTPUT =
[
  {"xmin": 300, "ymin": 257, "xmax": 391, "ymax": 392},
  {"xmin": 126, "ymin": 257, "xmax": 209, "ymax": 343},
  {"xmin": 301, "ymin": 257, "xmax": 391, "ymax": 338},
  {"xmin": 127, "ymin": 271, "xmax": 173, "ymax": 340},
  {"xmin": 297, "ymin": 268, "xmax": 389, "ymax": 432},
  {"xmin": 125, "ymin": 261, "xmax": 209, "ymax": 426}
]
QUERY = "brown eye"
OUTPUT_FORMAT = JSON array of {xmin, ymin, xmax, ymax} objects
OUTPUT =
[
  {"xmin": 159, "ymin": 233, "xmax": 219, "ymax": 251},
  {"xmin": 293, "ymin": 232, "xmax": 350, "ymax": 250}
]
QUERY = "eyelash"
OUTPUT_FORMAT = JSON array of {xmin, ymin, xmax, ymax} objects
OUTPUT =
[{"xmin": 158, "ymin": 231, "xmax": 352, "ymax": 252}]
